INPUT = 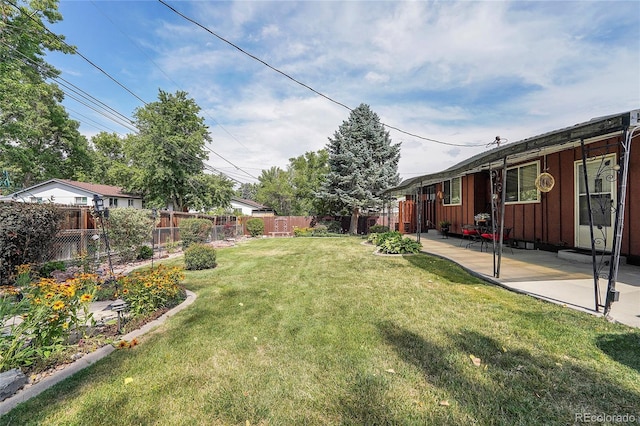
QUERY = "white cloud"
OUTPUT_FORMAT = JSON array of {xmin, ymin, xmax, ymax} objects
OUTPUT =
[{"xmin": 51, "ymin": 0, "xmax": 639, "ymax": 184}]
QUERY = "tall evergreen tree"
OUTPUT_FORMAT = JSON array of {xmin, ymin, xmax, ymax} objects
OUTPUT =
[{"xmin": 320, "ymin": 104, "xmax": 400, "ymax": 234}]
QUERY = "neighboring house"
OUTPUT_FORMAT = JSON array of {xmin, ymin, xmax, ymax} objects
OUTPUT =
[
  {"xmin": 0, "ymin": 179, "xmax": 143, "ymax": 209},
  {"xmin": 387, "ymin": 110, "xmax": 640, "ymax": 264},
  {"xmin": 230, "ymin": 197, "xmax": 274, "ymax": 217}
]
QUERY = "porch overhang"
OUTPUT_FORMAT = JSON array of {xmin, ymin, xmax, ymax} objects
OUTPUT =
[{"xmin": 386, "ymin": 110, "xmax": 638, "ymax": 196}]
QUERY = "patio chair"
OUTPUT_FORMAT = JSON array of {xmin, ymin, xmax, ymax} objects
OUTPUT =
[
  {"xmin": 459, "ymin": 224, "xmax": 479, "ymax": 247},
  {"xmin": 480, "ymin": 227, "xmax": 513, "ymax": 254}
]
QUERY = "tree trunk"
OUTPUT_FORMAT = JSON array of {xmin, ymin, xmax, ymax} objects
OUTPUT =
[{"xmin": 350, "ymin": 206, "xmax": 360, "ymax": 234}]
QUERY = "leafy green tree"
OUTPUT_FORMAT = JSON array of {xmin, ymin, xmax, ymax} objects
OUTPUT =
[
  {"xmin": 319, "ymin": 104, "xmax": 401, "ymax": 234},
  {"xmin": 236, "ymin": 182, "xmax": 258, "ymax": 201},
  {"xmin": 185, "ymin": 172, "xmax": 235, "ymax": 212},
  {"xmin": 85, "ymin": 132, "xmax": 132, "ymax": 186},
  {"xmin": 126, "ymin": 90, "xmax": 210, "ymax": 211},
  {"xmin": 289, "ymin": 149, "xmax": 329, "ymax": 216},
  {"xmin": 0, "ymin": 0, "xmax": 93, "ymax": 187},
  {"xmin": 255, "ymin": 166, "xmax": 294, "ymax": 215}
]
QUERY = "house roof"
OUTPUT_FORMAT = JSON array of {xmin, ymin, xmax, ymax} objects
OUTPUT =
[
  {"xmin": 1, "ymin": 179, "xmax": 140, "ymax": 200},
  {"xmin": 231, "ymin": 197, "xmax": 270, "ymax": 210},
  {"xmin": 386, "ymin": 110, "xmax": 639, "ymax": 195}
]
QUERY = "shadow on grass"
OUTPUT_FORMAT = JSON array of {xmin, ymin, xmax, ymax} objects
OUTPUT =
[
  {"xmin": 339, "ymin": 371, "xmax": 398, "ymax": 425},
  {"xmin": 403, "ymin": 253, "xmax": 486, "ymax": 285},
  {"xmin": 596, "ymin": 332, "xmax": 640, "ymax": 373},
  {"xmin": 377, "ymin": 321, "xmax": 640, "ymax": 425}
]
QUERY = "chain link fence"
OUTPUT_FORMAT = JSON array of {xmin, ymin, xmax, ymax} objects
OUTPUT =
[{"xmin": 40, "ymin": 209, "xmax": 244, "ymax": 268}]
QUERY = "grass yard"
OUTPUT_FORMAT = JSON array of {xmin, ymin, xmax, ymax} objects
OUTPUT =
[{"xmin": 2, "ymin": 237, "xmax": 639, "ymax": 425}]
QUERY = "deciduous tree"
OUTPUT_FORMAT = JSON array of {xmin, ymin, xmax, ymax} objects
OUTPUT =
[
  {"xmin": 126, "ymin": 90, "xmax": 209, "ymax": 211},
  {"xmin": 0, "ymin": 0, "xmax": 92, "ymax": 187}
]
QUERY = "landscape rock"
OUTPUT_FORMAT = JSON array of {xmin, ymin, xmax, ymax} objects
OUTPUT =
[{"xmin": 0, "ymin": 369, "xmax": 27, "ymax": 401}]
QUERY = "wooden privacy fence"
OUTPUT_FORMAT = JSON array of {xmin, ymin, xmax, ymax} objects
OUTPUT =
[{"xmin": 238, "ymin": 214, "xmax": 399, "ymax": 236}]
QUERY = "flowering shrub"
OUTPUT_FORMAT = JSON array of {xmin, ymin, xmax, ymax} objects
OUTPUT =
[
  {"xmin": 118, "ymin": 265, "xmax": 185, "ymax": 317},
  {"xmin": 0, "ymin": 266, "xmax": 98, "ymax": 372}
]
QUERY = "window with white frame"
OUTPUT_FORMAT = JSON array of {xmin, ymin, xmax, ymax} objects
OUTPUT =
[
  {"xmin": 109, "ymin": 198, "xmax": 118, "ymax": 207},
  {"xmin": 75, "ymin": 197, "xmax": 87, "ymax": 205},
  {"xmin": 127, "ymin": 199, "xmax": 134, "ymax": 207},
  {"xmin": 505, "ymin": 161, "xmax": 539, "ymax": 203},
  {"xmin": 442, "ymin": 176, "xmax": 461, "ymax": 205}
]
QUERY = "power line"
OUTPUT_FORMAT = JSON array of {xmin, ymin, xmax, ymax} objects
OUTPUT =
[
  {"xmin": 5, "ymin": 1, "xmax": 260, "ymax": 183},
  {"xmin": 157, "ymin": 0, "xmax": 488, "ymax": 149},
  {"xmin": 89, "ymin": 0, "xmax": 254, "ymax": 153}
]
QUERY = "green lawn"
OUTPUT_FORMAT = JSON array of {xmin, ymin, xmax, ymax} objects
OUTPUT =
[{"xmin": 3, "ymin": 237, "xmax": 639, "ymax": 425}]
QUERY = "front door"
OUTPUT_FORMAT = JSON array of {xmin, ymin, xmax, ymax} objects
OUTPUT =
[{"xmin": 575, "ymin": 154, "xmax": 617, "ymax": 251}]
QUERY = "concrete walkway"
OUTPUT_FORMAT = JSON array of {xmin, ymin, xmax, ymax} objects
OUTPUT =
[{"xmin": 411, "ymin": 231, "xmax": 640, "ymax": 328}]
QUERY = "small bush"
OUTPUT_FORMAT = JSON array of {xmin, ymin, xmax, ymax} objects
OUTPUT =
[
  {"xmin": 369, "ymin": 231, "xmax": 401, "ymax": 246},
  {"xmin": 184, "ymin": 244, "xmax": 218, "ymax": 271},
  {"xmin": 322, "ymin": 221, "xmax": 343, "ymax": 234},
  {"xmin": 137, "ymin": 245, "xmax": 153, "ymax": 260},
  {"xmin": 379, "ymin": 235, "xmax": 422, "ymax": 254},
  {"xmin": 293, "ymin": 227, "xmax": 313, "ymax": 237},
  {"xmin": 39, "ymin": 261, "xmax": 66, "ymax": 278},
  {"xmin": 369, "ymin": 225, "xmax": 389, "ymax": 234},
  {"xmin": 245, "ymin": 218, "xmax": 264, "ymax": 237},
  {"xmin": 136, "ymin": 246, "xmax": 153, "ymax": 260},
  {"xmin": 179, "ymin": 218, "xmax": 213, "ymax": 249}
]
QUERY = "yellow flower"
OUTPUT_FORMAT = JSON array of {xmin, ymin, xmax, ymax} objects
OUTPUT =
[
  {"xmin": 16, "ymin": 264, "xmax": 31, "ymax": 275},
  {"xmin": 80, "ymin": 293, "xmax": 93, "ymax": 302},
  {"xmin": 52, "ymin": 300, "xmax": 65, "ymax": 310},
  {"xmin": 62, "ymin": 322, "xmax": 69, "ymax": 330},
  {"xmin": 44, "ymin": 292, "xmax": 55, "ymax": 299}
]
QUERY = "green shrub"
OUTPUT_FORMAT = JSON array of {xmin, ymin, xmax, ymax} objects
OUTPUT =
[
  {"xmin": 0, "ymin": 202, "xmax": 61, "ymax": 285},
  {"xmin": 245, "ymin": 218, "xmax": 265, "ymax": 237},
  {"xmin": 39, "ymin": 261, "xmax": 66, "ymax": 278},
  {"xmin": 105, "ymin": 208, "xmax": 154, "ymax": 263},
  {"xmin": 370, "ymin": 231, "xmax": 401, "ymax": 246},
  {"xmin": 312, "ymin": 224, "xmax": 328, "ymax": 236},
  {"xmin": 379, "ymin": 234, "xmax": 422, "ymax": 254},
  {"xmin": 369, "ymin": 224, "xmax": 389, "ymax": 234},
  {"xmin": 179, "ymin": 218, "xmax": 213, "ymax": 249},
  {"xmin": 137, "ymin": 245, "xmax": 153, "ymax": 260},
  {"xmin": 322, "ymin": 221, "xmax": 343, "ymax": 234},
  {"xmin": 184, "ymin": 244, "xmax": 218, "ymax": 271},
  {"xmin": 293, "ymin": 227, "xmax": 313, "ymax": 237}
]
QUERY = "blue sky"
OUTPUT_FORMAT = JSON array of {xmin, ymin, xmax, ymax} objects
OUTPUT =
[{"xmin": 45, "ymin": 0, "xmax": 640, "ymax": 184}]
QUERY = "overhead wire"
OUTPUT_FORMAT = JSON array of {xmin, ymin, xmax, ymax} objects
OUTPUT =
[
  {"xmin": 5, "ymin": 0, "xmax": 259, "ymax": 183},
  {"xmin": 88, "ymin": 0, "xmax": 258, "ymax": 180},
  {"xmin": 157, "ymin": 0, "xmax": 489, "ymax": 149},
  {"xmin": 89, "ymin": 0, "xmax": 253, "ymax": 153}
]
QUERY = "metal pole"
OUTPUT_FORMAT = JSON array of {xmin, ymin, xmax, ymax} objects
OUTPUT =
[
  {"xmin": 580, "ymin": 139, "xmax": 600, "ymax": 312},
  {"xmin": 604, "ymin": 126, "xmax": 636, "ymax": 315},
  {"xmin": 489, "ymin": 168, "xmax": 497, "ymax": 276},
  {"xmin": 496, "ymin": 157, "xmax": 507, "ymax": 278}
]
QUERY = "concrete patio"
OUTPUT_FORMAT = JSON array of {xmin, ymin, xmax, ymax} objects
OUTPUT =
[{"xmin": 410, "ymin": 230, "xmax": 640, "ymax": 328}]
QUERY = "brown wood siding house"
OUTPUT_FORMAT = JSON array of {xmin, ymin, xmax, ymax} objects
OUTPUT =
[{"xmin": 389, "ymin": 110, "xmax": 640, "ymax": 264}]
